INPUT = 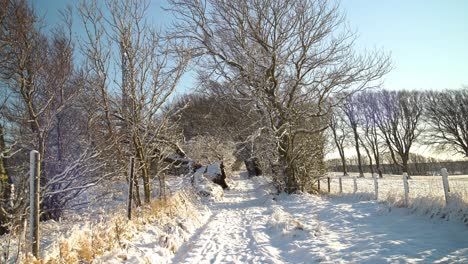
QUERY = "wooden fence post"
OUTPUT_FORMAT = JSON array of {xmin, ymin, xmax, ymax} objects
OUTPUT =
[
  {"xmin": 327, "ymin": 177, "xmax": 331, "ymax": 193},
  {"xmin": 353, "ymin": 176, "xmax": 357, "ymax": 193},
  {"xmin": 373, "ymin": 173, "xmax": 379, "ymax": 200},
  {"xmin": 29, "ymin": 150, "xmax": 40, "ymax": 258},
  {"xmin": 127, "ymin": 157, "xmax": 135, "ymax": 220},
  {"xmin": 338, "ymin": 177, "xmax": 342, "ymax": 194},
  {"xmin": 441, "ymin": 168, "xmax": 450, "ymax": 205},
  {"xmin": 402, "ymin": 172, "xmax": 409, "ymax": 207}
]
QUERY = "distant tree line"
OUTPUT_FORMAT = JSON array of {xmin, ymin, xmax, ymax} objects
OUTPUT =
[
  {"xmin": 328, "ymin": 88, "xmax": 468, "ymax": 177},
  {"xmin": 327, "ymin": 154, "xmax": 468, "ymax": 175}
]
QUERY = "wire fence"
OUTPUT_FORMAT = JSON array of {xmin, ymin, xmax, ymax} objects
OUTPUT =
[{"xmin": 321, "ymin": 170, "xmax": 468, "ymax": 207}]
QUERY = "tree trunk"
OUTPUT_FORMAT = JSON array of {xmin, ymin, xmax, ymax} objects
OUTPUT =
[
  {"xmin": 402, "ymin": 155, "xmax": 410, "ymax": 179},
  {"xmin": 141, "ymin": 165, "xmax": 151, "ymax": 204},
  {"xmin": 133, "ymin": 173, "xmax": 142, "ymax": 207},
  {"xmin": 56, "ymin": 113, "xmax": 63, "ymax": 162},
  {"xmin": 362, "ymin": 143, "xmax": 374, "ymax": 175},
  {"xmin": 338, "ymin": 148, "xmax": 348, "ymax": 176},
  {"xmin": 159, "ymin": 173, "xmax": 166, "ymax": 200},
  {"xmin": 384, "ymin": 136, "xmax": 401, "ymax": 174},
  {"xmin": 0, "ymin": 126, "xmax": 13, "ymax": 235},
  {"xmin": 136, "ymin": 157, "xmax": 151, "ymax": 204},
  {"xmin": 278, "ymin": 135, "xmax": 297, "ymax": 193},
  {"xmin": 373, "ymin": 146, "xmax": 383, "ymax": 178},
  {"xmin": 368, "ymin": 154, "xmax": 374, "ymax": 175},
  {"xmin": 0, "ymin": 158, "xmax": 10, "ymax": 203},
  {"xmin": 134, "ymin": 135, "xmax": 151, "ymax": 204},
  {"xmin": 0, "ymin": 126, "xmax": 12, "ymax": 204},
  {"xmin": 375, "ymin": 156, "xmax": 383, "ymax": 178},
  {"xmin": 352, "ymin": 126, "xmax": 364, "ymax": 177},
  {"xmin": 245, "ymin": 158, "xmax": 262, "ymax": 177},
  {"xmin": 331, "ymin": 124, "xmax": 347, "ymax": 176}
]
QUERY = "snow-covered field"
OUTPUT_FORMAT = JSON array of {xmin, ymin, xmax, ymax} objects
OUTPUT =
[
  {"xmin": 170, "ymin": 172, "xmax": 468, "ymax": 263},
  {"xmin": 325, "ymin": 173, "xmax": 468, "ymax": 224},
  {"xmin": 326, "ymin": 172, "xmax": 468, "ymax": 199}
]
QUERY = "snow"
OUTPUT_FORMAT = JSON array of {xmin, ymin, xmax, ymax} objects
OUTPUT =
[
  {"xmin": 0, "ymin": 176, "xmax": 211, "ymax": 263},
  {"xmin": 326, "ymin": 173, "xmax": 468, "ymax": 223},
  {"xmin": 193, "ymin": 166, "xmax": 224, "ymax": 200},
  {"xmin": 170, "ymin": 172, "xmax": 468, "ymax": 263},
  {"xmin": 206, "ymin": 162, "xmax": 222, "ymax": 177},
  {"xmin": 2, "ymin": 172, "xmax": 467, "ymax": 263},
  {"xmin": 87, "ymin": 190, "xmax": 211, "ymax": 264}
]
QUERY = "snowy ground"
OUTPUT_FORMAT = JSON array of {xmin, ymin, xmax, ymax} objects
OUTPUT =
[
  {"xmin": 326, "ymin": 172, "xmax": 468, "ymax": 224},
  {"xmin": 3, "ymin": 172, "xmax": 466, "ymax": 263},
  {"xmin": 171, "ymin": 172, "xmax": 468, "ymax": 264},
  {"xmin": 0, "ymin": 176, "xmax": 209, "ymax": 263}
]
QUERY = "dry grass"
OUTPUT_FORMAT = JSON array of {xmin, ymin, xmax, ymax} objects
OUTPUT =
[
  {"xmin": 19, "ymin": 190, "xmax": 201, "ymax": 264},
  {"xmin": 325, "ymin": 174, "xmax": 468, "ymax": 224}
]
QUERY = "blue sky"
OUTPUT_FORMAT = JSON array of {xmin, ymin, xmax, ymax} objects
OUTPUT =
[
  {"xmin": 341, "ymin": 0, "xmax": 468, "ymax": 91},
  {"xmin": 33, "ymin": 0, "xmax": 468, "ymax": 93}
]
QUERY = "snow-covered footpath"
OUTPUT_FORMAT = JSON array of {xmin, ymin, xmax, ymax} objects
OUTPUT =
[{"xmin": 171, "ymin": 172, "xmax": 468, "ymax": 264}]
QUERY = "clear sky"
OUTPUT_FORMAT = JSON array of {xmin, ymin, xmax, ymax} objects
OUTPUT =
[
  {"xmin": 341, "ymin": 0, "xmax": 468, "ymax": 91},
  {"xmin": 33, "ymin": 0, "xmax": 468, "ymax": 92}
]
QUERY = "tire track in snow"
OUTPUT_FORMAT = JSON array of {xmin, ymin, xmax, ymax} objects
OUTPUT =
[
  {"xmin": 171, "ymin": 174, "xmax": 286, "ymax": 264},
  {"xmin": 172, "ymin": 173, "xmax": 468, "ymax": 263}
]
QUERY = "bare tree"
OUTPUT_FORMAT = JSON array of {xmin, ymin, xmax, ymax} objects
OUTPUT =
[
  {"xmin": 168, "ymin": 0, "xmax": 391, "ymax": 192},
  {"xmin": 425, "ymin": 87, "xmax": 468, "ymax": 157},
  {"xmin": 358, "ymin": 91, "xmax": 385, "ymax": 178},
  {"xmin": 329, "ymin": 108, "xmax": 349, "ymax": 176},
  {"xmin": 79, "ymin": 0, "xmax": 189, "ymax": 204},
  {"xmin": 359, "ymin": 136, "xmax": 374, "ymax": 175},
  {"xmin": 0, "ymin": 125, "xmax": 14, "ymax": 234},
  {"xmin": 0, "ymin": 0, "xmax": 111, "ymax": 223},
  {"xmin": 342, "ymin": 95, "xmax": 365, "ymax": 177},
  {"xmin": 375, "ymin": 90, "xmax": 424, "ymax": 175}
]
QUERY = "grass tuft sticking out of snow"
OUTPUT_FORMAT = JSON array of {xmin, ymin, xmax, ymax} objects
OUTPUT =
[
  {"xmin": 385, "ymin": 191, "xmax": 468, "ymax": 224},
  {"xmin": 324, "ymin": 175, "xmax": 468, "ymax": 225},
  {"xmin": 267, "ymin": 206, "xmax": 310, "ymax": 239},
  {"xmin": 327, "ymin": 185, "xmax": 468, "ymax": 225},
  {"xmin": 19, "ymin": 189, "xmax": 209, "ymax": 264}
]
